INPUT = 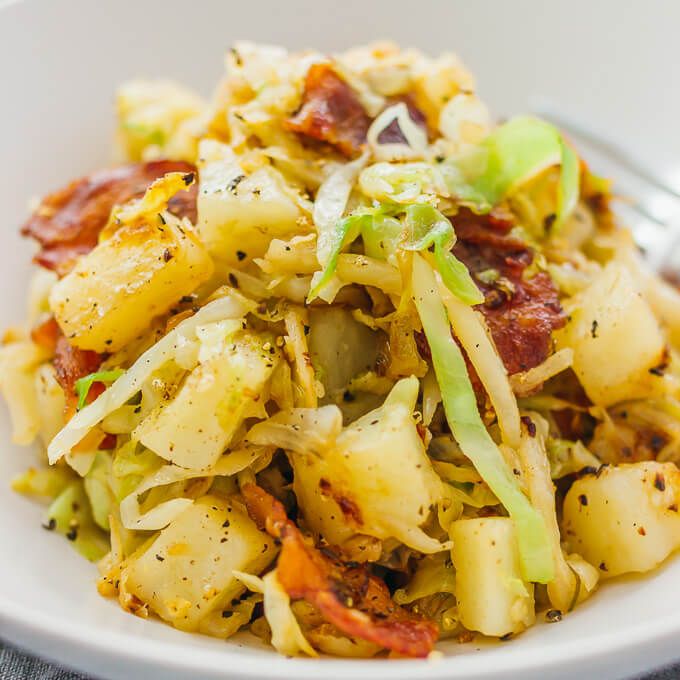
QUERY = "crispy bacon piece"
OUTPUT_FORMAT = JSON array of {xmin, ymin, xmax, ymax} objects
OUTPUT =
[
  {"xmin": 285, "ymin": 63, "xmax": 371, "ymax": 158},
  {"xmin": 22, "ymin": 160, "xmax": 197, "ymax": 276},
  {"xmin": 32, "ymin": 316, "xmax": 107, "ymax": 407},
  {"xmin": 30, "ymin": 316, "xmax": 61, "ymax": 353},
  {"xmin": 242, "ymin": 483, "xmax": 438, "ymax": 658},
  {"xmin": 34, "ymin": 316, "xmax": 113, "ymax": 444},
  {"xmin": 452, "ymin": 209, "xmax": 566, "ymax": 375},
  {"xmin": 54, "ymin": 334, "xmax": 104, "ymax": 414}
]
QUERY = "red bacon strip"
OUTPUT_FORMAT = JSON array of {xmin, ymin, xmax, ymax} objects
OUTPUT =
[
  {"xmin": 54, "ymin": 335, "xmax": 104, "ymax": 416},
  {"xmin": 30, "ymin": 316, "xmax": 61, "ymax": 354},
  {"xmin": 31, "ymin": 316, "xmax": 105, "ymax": 417},
  {"xmin": 22, "ymin": 160, "xmax": 197, "ymax": 276},
  {"xmin": 285, "ymin": 63, "xmax": 371, "ymax": 158},
  {"xmin": 242, "ymin": 483, "xmax": 438, "ymax": 658},
  {"xmin": 32, "ymin": 317, "xmax": 113, "ymax": 447},
  {"xmin": 452, "ymin": 209, "xmax": 566, "ymax": 375}
]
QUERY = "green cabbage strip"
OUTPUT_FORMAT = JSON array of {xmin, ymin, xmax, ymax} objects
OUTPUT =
[
  {"xmin": 307, "ymin": 213, "xmax": 370, "ymax": 301},
  {"xmin": 84, "ymin": 451, "xmax": 115, "ymax": 530},
  {"xmin": 45, "ymin": 482, "xmax": 109, "ymax": 562},
  {"xmin": 310, "ymin": 152, "xmax": 368, "ymax": 301},
  {"xmin": 411, "ymin": 254, "xmax": 554, "ymax": 583},
  {"xmin": 557, "ymin": 139, "xmax": 579, "ymax": 224},
  {"xmin": 308, "ymin": 204, "xmax": 402, "ymax": 300},
  {"xmin": 121, "ymin": 121, "xmax": 166, "ymax": 147},
  {"xmin": 75, "ymin": 369, "xmax": 125, "ymax": 411},
  {"xmin": 446, "ymin": 115, "xmax": 580, "ymax": 226},
  {"xmin": 361, "ymin": 212, "xmax": 402, "ymax": 261},
  {"xmin": 402, "ymin": 204, "xmax": 483, "ymax": 305}
]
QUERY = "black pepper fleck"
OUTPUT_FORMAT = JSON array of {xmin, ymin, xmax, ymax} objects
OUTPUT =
[
  {"xmin": 545, "ymin": 609, "xmax": 563, "ymax": 623},
  {"xmin": 521, "ymin": 415, "xmax": 536, "ymax": 437},
  {"xmin": 227, "ymin": 174, "xmax": 246, "ymax": 194}
]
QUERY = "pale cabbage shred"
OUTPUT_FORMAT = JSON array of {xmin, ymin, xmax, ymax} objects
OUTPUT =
[{"xmin": 6, "ymin": 39, "xmax": 680, "ymax": 656}]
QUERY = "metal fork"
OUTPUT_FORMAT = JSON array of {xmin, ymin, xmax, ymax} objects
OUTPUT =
[{"xmin": 531, "ymin": 99, "xmax": 680, "ymax": 275}]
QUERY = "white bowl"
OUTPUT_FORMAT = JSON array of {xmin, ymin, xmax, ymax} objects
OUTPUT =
[{"xmin": 2, "ymin": 1, "xmax": 680, "ymax": 678}]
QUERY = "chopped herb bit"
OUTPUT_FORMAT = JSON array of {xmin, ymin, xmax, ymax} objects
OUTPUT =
[{"xmin": 74, "ymin": 369, "xmax": 125, "ymax": 411}]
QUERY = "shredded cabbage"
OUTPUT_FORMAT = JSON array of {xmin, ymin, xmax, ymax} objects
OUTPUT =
[
  {"xmin": 359, "ymin": 162, "xmax": 447, "ymax": 204},
  {"xmin": 234, "ymin": 569, "xmax": 317, "ymax": 657},
  {"xmin": 245, "ymin": 405, "xmax": 343, "ymax": 456},
  {"xmin": 393, "ymin": 554, "xmax": 456, "ymax": 604},
  {"xmin": 402, "ymin": 204, "xmax": 483, "ymax": 305},
  {"xmin": 411, "ymin": 254, "xmax": 553, "ymax": 582},
  {"xmin": 48, "ymin": 293, "xmax": 255, "ymax": 464},
  {"xmin": 45, "ymin": 482, "xmax": 109, "ymax": 562},
  {"xmin": 84, "ymin": 452, "xmax": 115, "ymax": 530},
  {"xmin": 360, "ymin": 212, "xmax": 402, "ymax": 262},
  {"xmin": 437, "ymin": 277, "xmax": 520, "ymax": 447},
  {"xmin": 366, "ymin": 102, "xmax": 428, "ymax": 161},
  {"xmin": 510, "ymin": 348, "xmax": 574, "ymax": 397},
  {"xmin": 445, "ymin": 115, "xmax": 580, "ymax": 224},
  {"xmin": 120, "ymin": 446, "xmax": 268, "ymax": 530},
  {"xmin": 309, "ymin": 153, "xmax": 368, "ymax": 301}
]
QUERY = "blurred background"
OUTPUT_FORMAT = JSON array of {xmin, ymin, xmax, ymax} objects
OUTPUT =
[{"xmin": 2, "ymin": 0, "xmax": 678, "ymax": 179}]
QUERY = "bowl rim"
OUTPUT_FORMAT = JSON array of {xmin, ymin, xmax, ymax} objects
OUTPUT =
[
  {"xmin": 1, "ymin": 580, "xmax": 679, "ymax": 680},
  {"xmin": 1, "ymin": 0, "xmax": 679, "ymax": 677}
]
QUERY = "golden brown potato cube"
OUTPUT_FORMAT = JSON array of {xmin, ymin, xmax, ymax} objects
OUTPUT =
[
  {"xmin": 49, "ymin": 217, "xmax": 213, "ymax": 352},
  {"xmin": 124, "ymin": 495, "xmax": 276, "ymax": 631},
  {"xmin": 563, "ymin": 462, "xmax": 680, "ymax": 577}
]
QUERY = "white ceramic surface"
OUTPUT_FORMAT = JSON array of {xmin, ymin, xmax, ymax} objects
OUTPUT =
[{"xmin": 1, "ymin": 1, "xmax": 680, "ymax": 678}]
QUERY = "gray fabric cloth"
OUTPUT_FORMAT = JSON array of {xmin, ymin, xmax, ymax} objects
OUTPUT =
[
  {"xmin": 0, "ymin": 643, "xmax": 89, "ymax": 680},
  {"xmin": 2, "ymin": 638, "xmax": 680, "ymax": 679}
]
